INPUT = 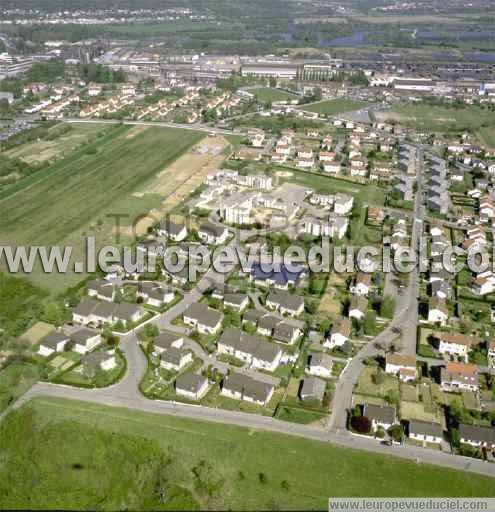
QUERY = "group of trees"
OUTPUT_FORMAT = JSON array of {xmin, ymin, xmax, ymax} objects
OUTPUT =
[
  {"xmin": 351, "ymin": 410, "xmax": 403, "ymax": 442},
  {"xmin": 79, "ymin": 64, "xmax": 126, "ymax": 84}
]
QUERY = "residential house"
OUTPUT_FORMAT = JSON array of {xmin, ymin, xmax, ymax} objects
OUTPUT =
[
  {"xmin": 472, "ymin": 272, "xmax": 495, "ymax": 296},
  {"xmin": 363, "ymin": 403, "xmax": 396, "ymax": 431},
  {"xmin": 250, "ymin": 263, "xmax": 305, "ymax": 289},
  {"xmin": 197, "ymin": 222, "xmax": 229, "ymax": 245},
  {"xmin": 160, "ymin": 347, "xmax": 193, "ymax": 371},
  {"xmin": 83, "ymin": 350, "xmax": 116, "ymax": 372},
  {"xmin": 158, "ymin": 220, "xmax": 187, "ymax": 241},
  {"xmin": 319, "ymin": 151, "xmax": 336, "ymax": 163},
  {"xmin": 428, "ymin": 298, "xmax": 449, "ymax": 325},
  {"xmin": 349, "ymin": 296, "xmax": 368, "ymax": 321},
  {"xmin": 273, "ymin": 322, "xmax": 301, "ymax": 345},
  {"xmin": 175, "ymin": 372, "xmax": 209, "ymax": 400},
  {"xmin": 223, "ymin": 293, "xmax": 249, "ymax": 312},
  {"xmin": 323, "ymin": 162, "xmax": 341, "ymax": 174},
  {"xmin": 265, "ymin": 290, "xmax": 304, "ymax": 317},
  {"xmin": 38, "ymin": 331, "xmax": 70, "ymax": 357},
  {"xmin": 408, "ymin": 420, "xmax": 443, "ymax": 445},
  {"xmin": 334, "ymin": 194, "xmax": 354, "ymax": 215},
  {"xmin": 479, "ymin": 195, "xmax": 495, "ymax": 223},
  {"xmin": 488, "ymin": 341, "xmax": 495, "ymax": 369},
  {"xmin": 325, "ymin": 318, "xmax": 351, "ymax": 349},
  {"xmin": 459, "ymin": 424, "xmax": 495, "ymax": 449},
  {"xmin": 242, "ymin": 308, "xmax": 264, "ymax": 327},
  {"xmin": 182, "ymin": 303, "xmax": 223, "ymax": 335},
  {"xmin": 136, "ymin": 238, "xmax": 165, "ymax": 261},
  {"xmin": 322, "ymin": 136, "xmax": 333, "ymax": 149},
  {"xmin": 217, "ymin": 328, "xmax": 282, "ymax": 372},
  {"xmin": 112, "ymin": 303, "xmax": 145, "ymax": 326},
  {"xmin": 296, "ymin": 156, "xmax": 315, "ymax": 169},
  {"xmin": 385, "ymin": 354, "xmax": 417, "ymax": 382},
  {"xmin": 350, "ymin": 156, "xmax": 368, "ymax": 178},
  {"xmin": 257, "ymin": 314, "xmax": 282, "ymax": 337},
  {"xmin": 300, "ymin": 377, "xmax": 326, "ymax": 402},
  {"xmin": 307, "ymin": 352, "xmax": 333, "ymax": 378},
  {"xmin": 350, "ymin": 273, "xmax": 372, "ymax": 296},
  {"xmin": 72, "ymin": 299, "xmax": 144, "ymax": 327},
  {"xmin": 431, "ymin": 279, "xmax": 451, "ymax": 300},
  {"xmin": 438, "ymin": 333, "xmax": 475, "ymax": 361},
  {"xmin": 298, "ymin": 147, "xmax": 314, "ymax": 159},
  {"xmin": 441, "ymin": 362, "xmax": 479, "ymax": 393},
  {"xmin": 87, "ymin": 279, "xmax": 115, "ymax": 302},
  {"xmin": 136, "ymin": 282, "xmax": 175, "ymax": 307},
  {"xmin": 367, "ymin": 207, "xmax": 386, "ymax": 225},
  {"xmin": 369, "ymin": 165, "xmax": 392, "ymax": 183},
  {"xmin": 70, "ymin": 328, "xmax": 102, "ymax": 354},
  {"xmin": 153, "ymin": 332, "xmax": 184, "ymax": 353},
  {"xmin": 221, "ymin": 372, "xmax": 274, "ymax": 406}
]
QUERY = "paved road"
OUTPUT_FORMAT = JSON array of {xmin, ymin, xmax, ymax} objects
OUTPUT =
[
  {"xmin": 4, "ymin": 143, "xmax": 495, "ymax": 477},
  {"xmin": 329, "ymin": 146, "xmax": 425, "ymax": 431},
  {"xmin": 65, "ymin": 117, "xmax": 237, "ymax": 136},
  {"xmin": 13, "ymin": 376, "xmax": 495, "ymax": 478}
]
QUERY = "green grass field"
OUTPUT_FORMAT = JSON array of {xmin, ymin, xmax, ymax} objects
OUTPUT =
[
  {"xmin": 0, "ymin": 124, "xmax": 204, "ymax": 291},
  {"xmin": 0, "ymin": 273, "xmax": 47, "ymax": 336},
  {"xmin": 1, "ymin": 397, "xmax": 493, "ymax": 510},
  {"xmin": 299, "ymin": 99, "xmax": 369, "ymax": 116},
  {"xmin": 0, "ymin": 362, "xmax": 41, "ymax": 412},
  {"xmin": 476, "ymin": 126, "xmax": 495, "ymax": 150},
  {"xmin": 275, "ymin": 166, "xmax": 386, "ymax": 207},
  {"xmin": 248, "ymin": 87, "xmax": 297, "ymax": 103},
  {"xmin": 387, "ymin": 104, "xmax": 495, "ymax": 133}
]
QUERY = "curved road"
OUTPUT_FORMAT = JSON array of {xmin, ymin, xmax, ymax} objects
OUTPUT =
[
  {"xmin": 328, "ymin": 145, "xmax": 423, "ymax": 430},
  {"xmin": 8, "ymin": 310, "xmax": 495, "ymax": 478},
  {"xmin": 4, "ymin": 146, "xmax": 495, "ymax": 478},
  {"xmin": 13, "ymin": 328, "xmax": 495, "ymax": 478}
]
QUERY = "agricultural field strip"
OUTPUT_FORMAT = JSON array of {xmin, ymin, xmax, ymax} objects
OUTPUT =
[{"xmin": 0, "ymin": 126, "xmax": 204, "ymax": 247}]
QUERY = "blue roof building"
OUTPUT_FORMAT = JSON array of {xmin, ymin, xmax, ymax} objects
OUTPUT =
[{"xmin": 250, "ymin": 262, "xmax": 305, "ymax": 289}]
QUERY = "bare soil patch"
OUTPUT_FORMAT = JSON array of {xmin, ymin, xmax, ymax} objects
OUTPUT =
[{"xmin": 132, "ymin": 136, "xmax": 230, "ymax": 235}]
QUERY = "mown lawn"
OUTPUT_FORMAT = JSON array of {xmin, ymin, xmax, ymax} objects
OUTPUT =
[
  {"xmin": 389, "ymin": 104, "xmax": 495, "ymax": 133},
  {"xmin": 250, "ymin": 87, "xmax": 297, "ymax": 103},
  {"xmin": 0, "ymin": 361, "xmax": 40, "ymax": 412},
  {"xmin": 299, "ymin": 99, "xmax": 369, "ymax": 116},
  {"xmin": 275, "ymin": 405, "xmax": 327, "ymax": 425},
  {"xmin": 275, "ymin": 166, "xmax": 386, "ymax": 207},
  {"xmin": 0, "ymin": 397, "xmax": 493, "ymax": 511}
]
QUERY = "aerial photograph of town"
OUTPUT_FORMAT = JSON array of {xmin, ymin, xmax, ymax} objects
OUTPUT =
[{"xmin": 1, "ymin": 0, "xmax": 495, "ymax": 510}]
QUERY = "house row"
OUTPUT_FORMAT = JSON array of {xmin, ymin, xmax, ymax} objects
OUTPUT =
[
  {"xmin": 249, "ymin": 262, "xmax": 305, "ymax": 290},
  {"xmin": 38, "ymin": 328, "xmax": 101, "ymax": 357},
  {"xmin": 221, "ymin": 372, "xmax": 274, "ymax": 406},
  {"xmin": 217, "ymin": 328, "xmax": 282, "ymax": 372},
  {"xmin": 182, "ymin": 302, "xmax": 223, "ymax": 335},
  {"xmin": 440, "ymin": 362, "xmax": 479, "ymax": 393},
  {"xmin": 265, "ymin": 289, "xmax": 304, "ymax": 317},
  {"xmin": 73, "ymin": 299, "xmax": 144, "ymax": 327},
  {"xmin": 242, "ymin": 310, "xmax": 302, "ymax": 345},
  {"xmin": 299, "ymin": 213, "xmax": 348, "ymax": 240}
]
